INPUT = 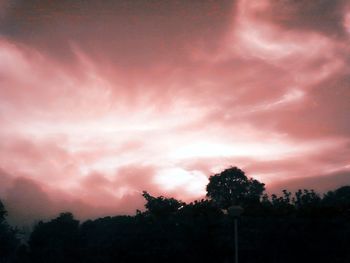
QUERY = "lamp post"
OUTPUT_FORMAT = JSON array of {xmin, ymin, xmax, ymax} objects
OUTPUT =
[{"xmin": 227, "ymin": 206, "xmax": 244, "ymax": 263}]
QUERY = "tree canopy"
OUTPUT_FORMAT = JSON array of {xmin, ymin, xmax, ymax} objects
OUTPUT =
[
  {"xmin": 142, "ymin": 191, "xmax": 184, "ymax": 218},
  {"xmin": 206, "ymin": 166, "xmax": 265, "ymax": 209}
]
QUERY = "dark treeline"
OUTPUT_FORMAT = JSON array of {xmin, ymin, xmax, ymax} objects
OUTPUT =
[{"xmin": 1, "ymin": 167, "xmax": 350, "ymax": 263}]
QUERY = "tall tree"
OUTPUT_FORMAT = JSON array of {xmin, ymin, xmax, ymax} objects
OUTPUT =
[{"xmin": 206, "ymin": 167, "xmax": 265, "ymax": 209}]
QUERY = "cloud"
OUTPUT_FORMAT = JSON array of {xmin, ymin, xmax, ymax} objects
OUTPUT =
[
  {"xmin": 4, "ymin": 177, "xmax": 56, "ymax": 225},
  {"xmin": 0, "ymin": 0, "xmax": 350, "ymax": 225},
  {"xmin": 246, "ymin": 0, "xmax": 349, "ymax": 37},
  {"xmin": 268, "ymin": 169, "xmax": 350, "ymax": 194},
  {"xmin": 0, "ymin": 0, "xmax": 235, "ymax": 67},
  {"xmin": 77, "ymin": 165, "xmax": 158, "ymax": 205},
  {"xmin": 1, "ymin": 171, "xmax": 149, "ymax": 226},
  {"xmin": 0, "ymin": 168, "xmax": 12, "ymax": 196}
]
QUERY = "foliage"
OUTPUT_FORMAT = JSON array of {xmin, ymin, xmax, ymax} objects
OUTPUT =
[
  {"xmin": 0, "ymin": 200, "xmax": 20, "ymax": 262},
  {"xmin": 323, "ymin": 186, "xmax": 350, "ymax": 207},
  {"xmin": 0, "ymin": 200, "xmax": 7, "ymax": 223},
  {"xmin": 206, "ymin": 166, "xmax": 265, "ymax": 209},
  {"xmin": 142, "ymin": 191, "xmax": 184, "ymax": 218},
  {"xmin": 28, "ymin": 212, "xmax": 80, "ymax": 263}
]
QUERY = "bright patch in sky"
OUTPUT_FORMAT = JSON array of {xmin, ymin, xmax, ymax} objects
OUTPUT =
[{"xmin": 0, "ymin": 0, "xmax": 350, "ymax": 222}]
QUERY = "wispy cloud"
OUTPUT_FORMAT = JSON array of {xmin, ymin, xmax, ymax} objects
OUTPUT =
[{"xmin": 0, "ymin": 0, "xmax": 349, "ymax": 224}]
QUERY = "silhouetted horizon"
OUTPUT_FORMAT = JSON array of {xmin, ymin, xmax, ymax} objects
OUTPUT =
[
  {"xmin": 1, "ymin": 166, "xmax": 350, "ymax": 263},
  {"xmin": 1, "ymin": 166, "xmax": 349, "ymax": 227}
]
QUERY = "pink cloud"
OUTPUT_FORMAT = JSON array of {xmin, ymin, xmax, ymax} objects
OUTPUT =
[{"xmin": 0, "ymin": 0, "xmax": 349, "ymax": 225}]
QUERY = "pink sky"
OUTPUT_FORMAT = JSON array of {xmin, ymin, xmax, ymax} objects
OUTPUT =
[{"xmin": 0, "ymin": 0, "xmax": 350, "ymax": 224}]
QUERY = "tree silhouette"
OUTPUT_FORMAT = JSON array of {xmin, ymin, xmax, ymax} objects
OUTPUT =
[
  {"xmin": 29, "ymin": 212, "xmax": 80, "ymax": 263},
  {"xmin": 0, "ymin": 199, "xmax": 20, "ymax": 262},
  {"xmin": 206, "ymin": 167, "xmax": 265, "ymax": 209},
  {"xmin": 261, "ymin": 190, "xmax": 295, "ymax": 216},
  {"xmin": 323, "ymin": 186, "xmax": 350, "ymax": 207},
  {"xmin": 142, "ymin": 191, "xmax": 184, "ymax": 218},
  {"xmin": 294, "ymin": 189, "xmax": 321, "ymax": 208},
  {"xmin": 0, "ymin": 200, "xmax": 7, "ymax": 223},
  {"xmin": 323, "ymin": 186, "xmax": 350, "ymax": 217}
]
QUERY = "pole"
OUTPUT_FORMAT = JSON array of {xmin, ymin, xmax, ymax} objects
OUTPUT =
[{"xmin": 234, "ymin": 217, "xmax": 238, "ymax": 263}]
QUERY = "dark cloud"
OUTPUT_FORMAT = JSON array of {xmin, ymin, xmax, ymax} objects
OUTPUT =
[
  {"xmin": 4, "ymin": 177, "xmax": 56, "ymax": 225},
  {"xmin": 268, "ymin": 169, "xmax": 350, "ymax": 194},
  {"xmin": 1, "ymin": 173, "xmax": 147, "ymax": 226},
  {"xmin": 255, "ymin": 0, "xmax": 348, "ymax": 37},
  {"xmin": 0, "ymin": 0, "xmax": 234, "ymax": 66}
]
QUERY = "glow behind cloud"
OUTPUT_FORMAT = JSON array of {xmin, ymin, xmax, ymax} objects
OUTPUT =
[{"xmin": 0, "ymin": 0, "xmax": 350, "ymax": 223}]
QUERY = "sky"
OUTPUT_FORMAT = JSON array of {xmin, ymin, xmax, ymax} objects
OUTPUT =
[{"xmin": 0, "ymin": 0, "xmax": 350, "ymax": 224}]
